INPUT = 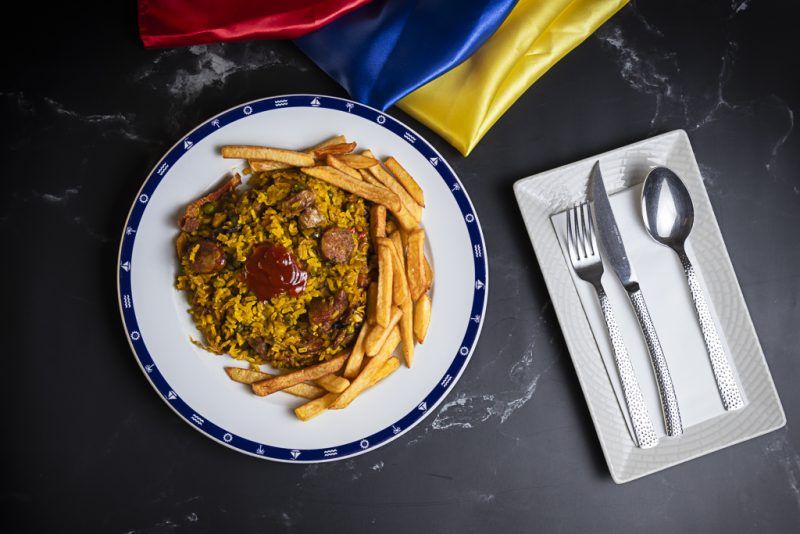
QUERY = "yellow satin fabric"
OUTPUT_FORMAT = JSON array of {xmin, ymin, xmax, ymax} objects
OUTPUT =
[{"xmin": 397, "ymin": 0, "xmax": 628, "ymax": 156}]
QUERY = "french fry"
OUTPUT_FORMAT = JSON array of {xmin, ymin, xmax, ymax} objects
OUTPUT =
[
  {"xmin": 221, "ymin": 146, "xmax": 315, "ymax": 167},
  {"xmin": 357, "ymin": 171, "xmax": 415, "ymax": 230},
  {"xmin": 327, "ymin": 154, "xmax": 362, "ymax": 180},
  {"xmin": 377, "ymin": 237, "xmax": 408, "ymax": 305},
  {"xmin": 389, "ymin": 231, "xmax": 405, "ymax": 269},
  {"xmin": 383, "ymin": 196, "xmax": 417, "ymax": 230},
  {"xmin": 284, "ymin": 383, "xmax": 327, "ymax": 400},
  {"xmin": 361, "ymin": 151, "xmax": 420, "ymax": 229},
  {"xmin": 251, "ymin": 136, "xmax": 348, "ymax": 172},
  {"xmin": 365, "ymin": 307, "xmax": 403, "ymax": 356},
  {"xmin": 423, "ymin": 256, "xmax": 433, "ymax": 291},
  {"xmin": 376, "ymin": 242, "xmax": 394, "ymax": 327},
  {"xmin": 371, "ymin": 356, "xmax": 401, "ymax": 385},
  {"xmin": 406, "ymin": 229, "xmax": 426, "ymax": 301},
  {"xmin": 249, "ymin": 160, "xmax": 291, "ymax": 172},
  {"xmin": 225, "ymin": 367, "xmax": 324, "ymax": 399},
  {"xmin": 307, "ymin": 135, "xmax": 347, "ymax": 152},
  {"xmin": 362, "ymin": 151, "xmax": 422, "ymax": 222},
  {"xmin": 359, "ymin": 168, "xmax": 382, "ymax": 187},
  {"xmin": 329, "ymin": 327, "xmax": 401, "ymax": 409},
  {"xmin": 310, "ymin": 141, "xmax": 357, "ymax": 158},
  {"xmin": 369, "ymin": 204, "xmax": 386, "ymax": 246},
  {"xmin": 399, "ymin": 226, "xmax": 409, "ymax": 253},
  {"xmin": 301, "ymin": 166, "xmax": 401, "ymax": 212},
  {"xmin": 413, "ymin": 294, "xmax": 431, "ymax": 343},
  {"xmin": 343, "ymin": 322, "xmax": 369, "ymax": 379},
  {"xmin": 315, "ymin": 374, "xmax": 350, "ymax": 393},
  {"xmin": 384, "ymin": 157, "xmax": 425, "ymax": 207},
  {"xmin": 338, "ymin": 153, "xmax": 379, "ymax": 169},
  {"xmin": 225, "ymin": 366, "xmax": 270, "ymax": 384},
  {"xmin": 251, "ymin": 353, "xmax": 347, "ymax": 396},
  {"xmin": 399, "ymin": 298, "xmax": 414, "ymax": 367},
  {"xmin": 294, "ymin": 392, "xmax": 338, "ymax": 421},
  {"xmin": 295, "ymin": 357, "xmax": 400, "ymax": 420},
  {"xmin": 366, "ymin": 282, "xmax": 378, "ymax": 325}
]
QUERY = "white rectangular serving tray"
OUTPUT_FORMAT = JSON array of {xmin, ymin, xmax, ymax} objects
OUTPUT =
[{"xmin": 514, "ymin": 130, "xmax": 785, "ymax": 483}]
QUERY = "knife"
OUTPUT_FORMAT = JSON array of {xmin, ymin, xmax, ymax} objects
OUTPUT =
[{"xmin": 590, "ymin": 161, "xmax": 683, "ymax": 437}]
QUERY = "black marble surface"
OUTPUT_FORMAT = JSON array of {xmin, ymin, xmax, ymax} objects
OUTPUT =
[{"xmin": 3, "ymin": 1, "xmax": 799, "ymax": 532}]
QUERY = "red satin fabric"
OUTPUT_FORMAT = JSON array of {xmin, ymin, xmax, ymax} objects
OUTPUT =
[{"xmin": 138, "ymin": 0, "xmax": 372, "ymax": 48}]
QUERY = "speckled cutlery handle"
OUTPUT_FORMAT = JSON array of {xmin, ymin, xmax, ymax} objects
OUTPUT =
[
  {"xmin": 629, "ymin": 289, "xmax": 684, "ymax": 437},
  {"xmin": 678, "ymin": 250, "xmax": 744, "ymax": 411},
  {"xmin": 596, "ymin": 286, "xmax": 659, "ymax": 449}
]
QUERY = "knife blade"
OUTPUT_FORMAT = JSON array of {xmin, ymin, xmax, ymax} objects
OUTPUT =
[
  {"xmin": 589, "ymin": 160, "xmax": 684, "ymax": 437},
  {"xmin": 590, "ymin": 161, "xmax": 637, "ymax": 289}
]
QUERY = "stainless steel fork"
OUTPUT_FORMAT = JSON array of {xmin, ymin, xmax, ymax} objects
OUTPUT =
[{"xmin": 567, "ymin": 202, "xmax": 659, "ymax": 449}]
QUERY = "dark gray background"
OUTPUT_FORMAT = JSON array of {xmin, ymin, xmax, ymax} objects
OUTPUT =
[{"xmin": 2, "ymin": 1, "xmax": 798, "ymax": 532}]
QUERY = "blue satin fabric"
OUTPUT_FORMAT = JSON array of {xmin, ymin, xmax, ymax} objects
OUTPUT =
[{"xmin": 295, "ymin": 0, "xmax": 518, "ymax": 111}]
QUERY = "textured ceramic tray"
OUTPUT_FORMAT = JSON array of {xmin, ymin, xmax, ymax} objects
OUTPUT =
[{"xmin": 514, "ymin": 130, "xmax": 784, "ymax": 483}]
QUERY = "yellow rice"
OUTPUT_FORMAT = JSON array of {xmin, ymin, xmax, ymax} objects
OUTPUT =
[{"xmin": 176, "ymin": 169, "xmax": 370, "ymax": 369}]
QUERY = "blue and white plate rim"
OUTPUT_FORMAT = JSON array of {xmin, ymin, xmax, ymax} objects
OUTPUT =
[{"xmin": 116, "ymin": 94, "xmax": 488, "ymax": 462}]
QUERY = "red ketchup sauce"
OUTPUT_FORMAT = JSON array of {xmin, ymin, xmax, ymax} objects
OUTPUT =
[{"xmin": 244, "ymin": 242, "xmax": 307, "ymax": 301}]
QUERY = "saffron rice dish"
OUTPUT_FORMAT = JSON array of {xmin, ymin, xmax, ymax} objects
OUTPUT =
[
  {"xmin": 174, "ymin": 135, "xmax": 433, "ymax": 421},
  {"xmin": 176, "ymin": 169, "xmax": 371, "ymax": 369}
]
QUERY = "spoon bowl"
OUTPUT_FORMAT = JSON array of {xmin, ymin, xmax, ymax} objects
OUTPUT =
[{"xmin": 641, "ymin": 167, "xmax": 694, "ymax": 251}]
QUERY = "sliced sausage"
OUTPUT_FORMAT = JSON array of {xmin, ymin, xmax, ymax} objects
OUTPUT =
[
  {"xmin": 332, "ymin": 327, "xmax": 357, "ymax": 352},
  {"xmin": 299, "ymin": 207, "xmax": 326, "ymax": 229},
  {"xmin": 280, "ymin": 189, "xmax": 315, "ymax": 216},
  {"xmin": 320, "ymin": 227, "xmax": 355, "ymax": 264},
  {"xmin": 192, "ymin": 240, "xmax": 226, "ymax": 274},
  {"xmin": 308, "ymin": 289, "xmax": 349, "ymax": 331},
  {"xmin": 296, "ymin": 334, "xmax": 325, "ymax": 354}
]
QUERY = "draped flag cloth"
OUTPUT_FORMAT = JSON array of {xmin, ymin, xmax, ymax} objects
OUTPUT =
[
  {"xmin": 138, "ymin": 0, "xmax": 373, "ymax": 48},
  {"xmin": 295, "ymin": 0, "xmax": 518, "ymax": 111},
  {"xmin": 138, "ymin": 0, "xmax": 629, "ymax": 155},
  {"xmin": 397, "ymin": 0, "xmax": 629, "ymax": 155}
]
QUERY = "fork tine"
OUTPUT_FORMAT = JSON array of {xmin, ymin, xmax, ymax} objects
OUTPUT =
[
  {"xmin": 586, "ymin": 202, "xmax": 598, "ymax": 256},
  {"xmin": 579, "ymin": 202, "xmax": 593, "ymax": 257},
  {"xmin": 566, "ymin": 206, "xmax": 577, "ymax": 261},
  {"xmin": 574, "ymin": 205, "xmax": 586, "ymax": 259}
]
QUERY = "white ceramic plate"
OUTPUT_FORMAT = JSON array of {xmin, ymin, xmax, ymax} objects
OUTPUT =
[
  {"xmin": 117, "ymin": 95, "xmax": 488, "ymax": 462},
  {"xmin": 514, "ymin": 130, "xmax": 784, "ymax": 483}
]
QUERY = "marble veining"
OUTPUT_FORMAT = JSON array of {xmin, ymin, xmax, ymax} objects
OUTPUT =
[
  {"xmin": 431, "ymin": 341, "xmax": 550, "ymax": 431},
  {"xmin": 596, "ymin": 3, "xmax": 795, "ymax": 187},
  {"xmin": 301, "ymin": 455, "xmax": 390, "ymax": 482},
  {"xmin": 765, "ymin": 431, "xmax": 800, "ymax": 510},
  {"xmin": 11, "ymin": 185, "xmax": 112, "ymax": 243},
  {"xmin": 404, "ymin": 255, "xmax": 556, "ymax": 447},
  {"xmin": 595, "ymin": 6, "xmax": 687, "ymax": 128},
  {"xmin": 766, "ymin": 106, "xmax": 794, "ymax": 179},
  {"xmin": 732, "ymin": 0, "xmax": 749, "ymax": 13},
  {"xmin": 123, "ymin": 515, "xmax": 198, "ymax": 534},
  {"xmin": 40, "ymin": 187, "xmax": 80, "ymax": 204},
  {"xmin": 135, "ymin": 43, "xmax": 308, "ymax": 105},
  {"xmin": 43, "ymin": 97, "xmax": 146, "ymax": 142},
  {"xmin": 3, "ymin": 91, "xmax": 151, "ymax": 146}
]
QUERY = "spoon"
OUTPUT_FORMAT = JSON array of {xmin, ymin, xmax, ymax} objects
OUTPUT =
[{"xmin": 641, "ymin": 167, "xmax": 744, "ymax": 411}]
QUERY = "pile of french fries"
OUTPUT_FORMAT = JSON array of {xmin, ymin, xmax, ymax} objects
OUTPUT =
[{"xmin": 219, "ymin": 136, "xmax": 433, "ymax": 421}]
